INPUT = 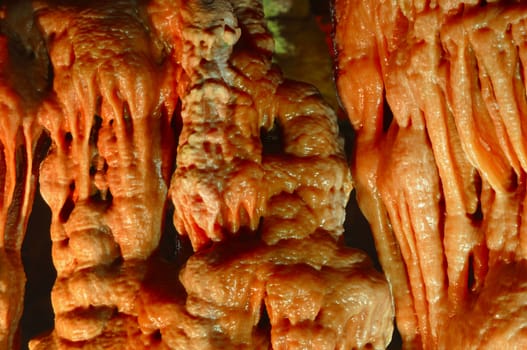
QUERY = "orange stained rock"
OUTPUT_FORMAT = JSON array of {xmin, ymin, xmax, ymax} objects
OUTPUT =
[
  {"xmin": 16, "ymin": 0, "xmax": 396, "ymax": 349},
  {"xmin": 334, "ymin": 0, "xmax": 527, "ymax": 348}
]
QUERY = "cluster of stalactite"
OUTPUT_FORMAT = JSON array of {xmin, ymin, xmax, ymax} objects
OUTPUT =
[
  {"xmin": 0, "ymin": 0, "xmax": 394, "ymax": 349},
  {"xmin": 334, "ymin": 0, "xmax": 527, "ymax": 348}
]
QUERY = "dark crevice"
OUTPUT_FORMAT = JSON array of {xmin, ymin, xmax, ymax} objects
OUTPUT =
[
  {"xmin": 338, "ymin": 118, "xmax": 354, "ymax": 165},
  {"xmin": 257, "ymin": 302, "xmax": 271, "ymax": 332},
  {"xmin": 508, "ymin": 169, "xmax": 519, "ymax": 192},
  {"xmin": 157, "ymin": 201, "xmax": 193, "ymax": 267},
  {"xmin": 89, "ymin": 164, "xmax": 97, "ymax": 176},
  {"xmin": 59, "ymin": 196, "xmax": 75, "ymax": 223},
  {"xmin": 164, "ymin": 99, "xmax": 182, "ymax": 178},
  {"xmin": 469, "ymin": 182, "xmax": 484, "ymax": 223},
  {"xmin": 111, "ymin": 255, "xmax": 124, "ymax": 269},
  {"xmin": 170, "ymin": 99, "xmax": 183, "ymax": 142},
  {"xmin": 467, "ymin": 253, "xmax": 476, "ymax": 291},
  {"xmin": 382, "ymin": 95, "xmax": 393, "ymax": 133},
  {"xmin": 89, "ymin": 115, "xmax": 103, "ymax": 146},
  {"xmin": 64, "ymin": 132, "xmax": 73, "ymax": 147},
  {"xmin": 90, "ymin": 187, "xmax": 113, "ymax": 206},
  {"xmin": 343, "ymin": 190, "xmax": 381, "ymax": 271},
  {"xmin": 32, "ymin": 131, "xmax": 51, "ymax": 174},
  {"xmin": 261, "ymin": 122, "xmax": 284, "ymax": 155},
  {"xmin": 152, "ymin": 329, "xmax": 162, "ymax": 341},
  {"xmin": 104, "ymin": 187, "xmax": 113, "ymax": 204},
  {"xmin": 20, "ymin": 187, "xmax": 55, "ymax": 350},
  {"xmin": 157, "ymin": 202, "xmax": 178, "ymax": 262},
  {"xmin": 59, "ymin": 181, "xmax": 75, "ymax": 223}
]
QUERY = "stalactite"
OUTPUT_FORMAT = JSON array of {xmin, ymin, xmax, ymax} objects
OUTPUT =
[
  {"xmin": 0, "ymin": 3, "xmax": 48, "ymax": 348},
  {"xmin": 0, "ymin": 0, "xmax": 397, "ymax": 349},
  {"xmin": 334, "ymin": 1, "xmax": 527, "ymax": 348}
]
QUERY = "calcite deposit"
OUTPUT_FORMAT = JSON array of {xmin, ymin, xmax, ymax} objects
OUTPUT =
[
  {"xmin": 1, "ymin": 0, "xmax": 395, "ymax": 349},
  {"xmin": 334, "ymin": 0, "xmax": 527, "ymax": 348}
]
